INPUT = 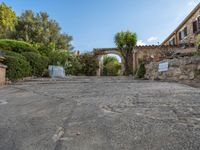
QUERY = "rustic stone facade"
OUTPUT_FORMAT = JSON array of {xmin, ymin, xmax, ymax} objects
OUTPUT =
[
  {"xmin": 162, "ymin": 3, "xmax": 200, "ymax": 45},
  {"xmin": 145, "ymin": 56, "xmax": 200, "ymax": 81},
  {"xmin": 93, "ymin": 48, "xmax": 126, "ymax": 76},
  {"xmin": 132, "ymin": 45, "xmax": 196, "ymax": 73},
  {"xmin": 93, "ymin": 45, "xmax": 197, "ymax": 76}
]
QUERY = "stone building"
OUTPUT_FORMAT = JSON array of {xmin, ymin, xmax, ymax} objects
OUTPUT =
[
  {"xmin": 0, "ymin": 52, "xmax": 6, "ymax": 85},
  {"xmin": 162, "ymin": 3, "xmax": 200, "ymax": 46},
  {"xmin": 94, "ymin": 3, "xmax": 200, "ymax": 76}
]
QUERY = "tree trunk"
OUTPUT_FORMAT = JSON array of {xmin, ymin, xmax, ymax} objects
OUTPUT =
[{"xmin": 125, "ymin": 51, "xmax": 129, "ymax": 75}]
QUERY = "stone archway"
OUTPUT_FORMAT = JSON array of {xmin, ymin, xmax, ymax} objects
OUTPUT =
[{"xmin": 93, "ymin": 48, "xmax": 125, "ymax": 76}]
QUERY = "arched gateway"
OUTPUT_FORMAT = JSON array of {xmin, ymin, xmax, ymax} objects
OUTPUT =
[{"xmin": 93, "ymin": 48, "xmax": 125, "ymax": 76}]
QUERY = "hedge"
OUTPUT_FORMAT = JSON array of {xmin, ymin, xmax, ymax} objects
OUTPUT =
[
  {"xmin": 4, "ymin": 51, "xmax": 32, "ymax": 80},
  {"xmin": 136, "ymin": 63, "xmax": 146, "ymax": 78},
  {"xmin": 22, "ymin": 52, "xmax": 49, "ymax": 76},
  {"xmin": 0, "ymin": 39, "xmax": 38, "ymax": 53},
  {"xmin": 79, "ymin": 53, "xmax": 98, "ymax": 76}
]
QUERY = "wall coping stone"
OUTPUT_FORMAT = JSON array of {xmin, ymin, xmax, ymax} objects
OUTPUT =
[{"xmin": 0, "ymin": 63, "xmax": 7, "ymax": 68}]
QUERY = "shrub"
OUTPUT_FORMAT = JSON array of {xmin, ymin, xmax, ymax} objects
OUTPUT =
[
  {"xmin": 0, "ymin": 39, "xmax": 38, "ymax": 53},
  {"xmin": 136, "ymin": 63, "xmax": 146, "ymax": 78},
  {"xmin": 48, "ymin": 50, "xmax": 69, "ymax": 66},
  {"xmin": 103, "ymin": 55, "xmax": 121, "ymax": 76},
  {"xmin": 3, "ymin": 51, "xmax": 32, "ymax": 80},
  {"xmin": 79, "ymin": 53, "xmax": 98, "ymax": 76},
  {"xmin": 22, "ymin": 52, "xmax": 49, "ymax": 76},
  {"xmin": 64, "ymin": 56, "xmax": 82, "ymax": 75},
  {"xmin": 36, "ymin": 43, "xmax": 56, "ymax": 56},
  {"xmin": 48, "ymin": 50, "xmax": 83, "ymax": 76},
  {"xmin": 2, "ymin": 50, "xmax": 25, "ymax": 60},
  {"xmin": 196, "ymin": 34, "xmax": 200, "ymax": 50}
]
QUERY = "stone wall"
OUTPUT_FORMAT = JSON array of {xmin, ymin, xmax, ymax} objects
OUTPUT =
[
  {"xmin": 177, "ymin": 7, "xmax": 200, "ymax": 45},
  {"xmin": 163, "ymin": 4, "xmax": 200, "ymax": 45},
  {"xmin": 145, "ymin": 56, "xmax": 200, "ymax": 81},
  {"xmin": 0, "ymin": 64, "xmax": 6, "ymax": 85},
  {"xmin": 133, "ymin": 45, "xmax": 196, "ymax": 73}
]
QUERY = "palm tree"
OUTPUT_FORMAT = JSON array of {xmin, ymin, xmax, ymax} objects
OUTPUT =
[{"xmin": 114, "ymin": 31, "xmax": 137, "ymax": 75}]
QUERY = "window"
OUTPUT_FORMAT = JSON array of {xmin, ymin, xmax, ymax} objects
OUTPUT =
[
  {"xmin": 193, "ymin": 21, "xmax": 197, "ymax": 33},
  {"xmin": 193, "ymin": 16, "xmax": 200, "ymax": 34},
  {"xmin": 184, "ymin": 27, "xmax": 187, "ymax": 37},
  {"xmin": 179, "ymin": 32, "xmax": 182, "ymax": 41},
  {"xmin": 198, "ymin": 16, "xmax": 200, "ymax": 31},
  {"xmin": 169, "ymin": 38, "xmax": 175, "ymax": 45},
  {"xmin": 172, "ymin": 38, "xmax": 175, "ymax": 45},
  {"xmin": 179, "ymin": 27, "xmax": 187, "ymax": 41}
]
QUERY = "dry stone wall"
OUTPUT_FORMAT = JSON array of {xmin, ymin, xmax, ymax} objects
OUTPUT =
[{"xmin": 145, "ymin": 56, "xmax": 200, "ymax": 81}]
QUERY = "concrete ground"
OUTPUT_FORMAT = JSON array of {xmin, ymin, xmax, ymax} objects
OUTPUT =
[{"xmin": 0, "ymin": 77, "xmax": 200, "ymax": 150}]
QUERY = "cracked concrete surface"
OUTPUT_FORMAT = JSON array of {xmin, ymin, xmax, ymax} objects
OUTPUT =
[{"xmin": 0, "ymin": 77, "xmax": 200, "ymax": 150}]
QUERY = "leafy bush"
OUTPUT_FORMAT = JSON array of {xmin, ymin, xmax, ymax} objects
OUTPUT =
[
  {"xmin": 0, "ymin": 39, "xmax": 38, "ymax": 53},
  {"xmin": 22, "ymin": 52, "xmax": 49, "ymax": 76},
  {"xmin": 48, "ymin": 50, "xmax": 70, "ymax": 66},
  {"xmin": 48, "ymin": 50, "xmax": 83, "ymax": 76},
  {"xmin": 64, "ymin": 56, "xmax": 82, "ymax": 75},
  {"xmin": 36, "ymin": 43, "xmax": 56, "ymax": 56},
  {"xmin": 3, "ymin": 51, "xmax": 32, "ymax": 80},
  {"xmin": 79, "ymin": 53, "xmax": 98, "ymax": 76},
  {"xmin": 196, "ymin": 34, "xmax": 200, "ymax": 50},
  {"xmin": 2, "ymin": 50, "xmax": 25, "ymax": 59},
  {"xmin": 136, "ymin": 63, "xmax": 146, "ymax": 78},
  {"xmin": 103, "ymin": 55, "xmax": 121, "ymax": 76}
]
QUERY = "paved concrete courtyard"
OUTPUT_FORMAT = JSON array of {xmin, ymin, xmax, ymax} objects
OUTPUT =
[{"xmin": 0, "ymin": 77, "xmax": 200, "ymax": 150}]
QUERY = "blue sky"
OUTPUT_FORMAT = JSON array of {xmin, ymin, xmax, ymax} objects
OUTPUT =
[{"xmin": 1, "ymin": 0, "xmax": 199, "ymax": 52}]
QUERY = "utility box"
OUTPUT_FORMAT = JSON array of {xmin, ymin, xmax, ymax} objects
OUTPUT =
[{"xmin": 48, "ymin": 65, "xmax": 65, "ymax": 78}]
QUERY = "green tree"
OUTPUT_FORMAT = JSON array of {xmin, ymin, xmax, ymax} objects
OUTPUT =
[
  {"xmin": 13, "ymin": 10, "xmax": 73, "ymax": 50},
  {"xmin": 0, "ymin": 2, "xmax": 17, "ymax": 38},
  {"xmin": 103, "ymin": 55, "xmax": 121, "ymax": 76},
  {"xmin": 114, "ymin": 31, "xmax": 137, "ymax": 75}
]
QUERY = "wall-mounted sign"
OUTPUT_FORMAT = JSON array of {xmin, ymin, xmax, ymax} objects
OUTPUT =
[{"xmin": 159, "ymin": 62, "xmax": 169, "ymax": 72}]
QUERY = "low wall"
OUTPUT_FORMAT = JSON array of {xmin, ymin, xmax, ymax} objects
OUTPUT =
[
  {"xmin": 145, "ymin": 56, "xmax": 200, "ymax": 81},
  {"xmin": 133, "ymin": 45, "xmax": 196, "ymax": 73},
  {"xmin": 0, "ymin": 64, "xmax": 7, "ymax": 85}
]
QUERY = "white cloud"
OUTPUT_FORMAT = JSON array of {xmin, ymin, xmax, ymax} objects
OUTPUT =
[
  {"xmin": 147, "ymin": 36, "xmax": 158, "ymax": 42},
  {"xmin": 137, "ymin": 40, "xmax": 146, "ymax": 46}
]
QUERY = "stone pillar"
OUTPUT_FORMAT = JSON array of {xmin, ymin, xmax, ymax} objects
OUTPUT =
[
  {"xmin": 121, "ymin": 60, "xmax": 125, "ymax": 75},
  {"xmin": 132, "ymin": 51, "xmax": 137, "ymax": 73},
  {"xmin": 96, "ymin": 68, "xmax": 101, "ymax": 76},
  {"xmin": 96, "ymin": 55, "xmax": 102, "ymax": 76},
  {"xmin": 0, "ymin": 63, "xmax": 7, "ymax": 86}
]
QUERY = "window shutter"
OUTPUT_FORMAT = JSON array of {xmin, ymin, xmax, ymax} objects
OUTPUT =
[
  {"xmin": 193, "ymin": 21, "xmax": 197, "ymax": 33},
  {"xmin": 173, "ymin": 38, "xmax": 175, "ymax": 45},
  {"xmin": 184, "ymin": 27, "xmax": 187, "ymax": 37},
  {"xmin": 197, "ymin": 17, "xmax": 200, "ymax": 32},
  {"xmin": 198, "ymin": 16, "xmax": 200, "ymax": 31},
  {"xmin": 179, "ymin": 32, "xmax": 182, "ymax": 41}
]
